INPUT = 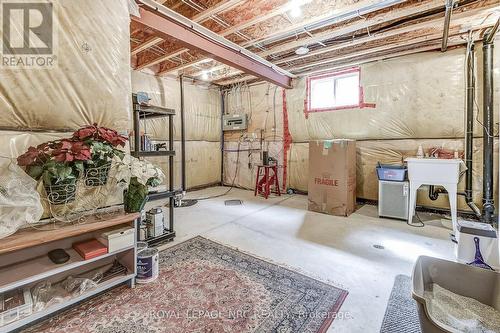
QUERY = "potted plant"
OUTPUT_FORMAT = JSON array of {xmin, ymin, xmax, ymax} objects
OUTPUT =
[
  {"xmin": 17, "ymin": 140, "xmax": 91, "ymax": 204},
  {"xmin": 114, "ymin": 155, "xmax": 165, "ymax": 213},
  {"xmin": 72, "ymin": 124, "xmax": 128, "ymax": 186}
]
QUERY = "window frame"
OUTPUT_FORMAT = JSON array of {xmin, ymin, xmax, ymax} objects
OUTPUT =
[{"xmin": 306, "ymin": 67, "xmax": 362, "ymax": 113}]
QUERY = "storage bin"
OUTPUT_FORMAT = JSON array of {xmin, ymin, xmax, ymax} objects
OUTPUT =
[
  {"xmin": 98, "ymin": 227, "xmax": 135, "ymax": 253},
  {"xmin": 0, "ymin": 289, "xmax": 32, "ymax": 327},
  {"xmin": 412, "ymin": 256, "xmax": 500, "ymax": 333},
  {"xmin": 376, "ymin": 163, "xmax": 407, "ymax": 181}
]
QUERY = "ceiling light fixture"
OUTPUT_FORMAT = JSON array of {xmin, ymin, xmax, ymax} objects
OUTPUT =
[
  {"xmin": 295, "ymin": 46, "xmax": 309, "ymax": 55},
  {"xmin": 201, "ymin": 70, "xmax": 209, "ymax": 80}
]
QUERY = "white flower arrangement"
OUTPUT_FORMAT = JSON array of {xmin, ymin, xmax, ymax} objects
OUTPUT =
[{"xmin": 113, "ymin": 155, "xmax": 165, "ymax": 187}]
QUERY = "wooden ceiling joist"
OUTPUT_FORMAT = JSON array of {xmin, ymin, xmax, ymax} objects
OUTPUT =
[
  {"xmin": 288, "ymin": 32, "xmax": 462, "ymax": 72},
  {"xmin": 160, "ymin": 0, "xmax": 450, "ymax": 75},
  {"xmin": 158, "ymin": 0, "xmax": 405, "ymax": 74},
  {"xmin": 132, "ymin": 1, "xmax": 293, "ymax": 88},
  {"xmin": 137, "ymin": 0, "xmax": 307, "ymax": 72},
  {"xmin": 132, "ymin": 0, "xmax": 245, "ymax": 64},
  {"xmin": 241, "ymin": 0, "xmax": 405, "ymax": 48},
  {"xmin": 216, "ymin": 74, "xmax": 255, "ymax": 86},
  {"xmin": 192, "ymin": 0, "xmax": 246, "ymax": 23},
  {"xmin": 135, "ymin": 48, "xmax": 188, "ymax": 71},
  {"xmin": 273, "ymin": 1, "xmax": 499, "ymax": 65},
  {"xmin": 258, "ymin": 0, "xmax": 451, "ymax": 57},
  {"xmin": 131, "ymin": 36, "xmax": 163, "ymax": 55}
]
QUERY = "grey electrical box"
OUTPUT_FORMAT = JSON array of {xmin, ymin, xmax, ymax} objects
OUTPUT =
[{"xmin": 223, "ymin": 114, "xmax": 248, "ymax": 131}]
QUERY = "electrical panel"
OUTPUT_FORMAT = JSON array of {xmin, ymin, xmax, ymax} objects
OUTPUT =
[{"xmin": 223, "ymin": 114, "xmax": 248, "ymax": 131}]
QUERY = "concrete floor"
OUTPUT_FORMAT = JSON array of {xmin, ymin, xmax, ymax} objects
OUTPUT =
[{"xmin": 150, "ymin": 186, "xmax": 456, "ymax": 333}]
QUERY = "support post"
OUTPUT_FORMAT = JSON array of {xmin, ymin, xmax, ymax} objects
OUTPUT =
[
  {"xmin": 179, "ymin": 75, "xmax": 186, "ymax": 192},
  {"xmin": 220, "ymin": 88, "xmax": 225, "ymax": 185}
]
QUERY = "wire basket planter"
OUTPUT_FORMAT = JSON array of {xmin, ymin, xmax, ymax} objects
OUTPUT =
[
  {"xmin": 44, "ymin": 179, "xmax": 77, "ymax": 205},
  {"xmin": 84, "ymin": 162, "xmax": 112, "ymax": 186},
  {"xmin": 42, "ymin": 163, "xmax": 123, "ymax": 223}
]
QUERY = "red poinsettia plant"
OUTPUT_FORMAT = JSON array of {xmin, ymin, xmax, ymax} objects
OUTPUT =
[
  {"xmin": 17, "ymin": 139, "xmax": 91, "ymax": 185},
  {"xmin": 72, "ymin": 124, "xmax": 127, "ymax": 167}
]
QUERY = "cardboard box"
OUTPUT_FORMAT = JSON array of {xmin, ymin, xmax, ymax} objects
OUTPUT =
[{"xmin": 308, "ymin": 140, "xmax": 356, "ymax": 216}]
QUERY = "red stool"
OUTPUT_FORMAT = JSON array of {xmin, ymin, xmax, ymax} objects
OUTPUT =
[{"xmin": 254, "ymin": 165, "xmax": 281, "ymax": 199}]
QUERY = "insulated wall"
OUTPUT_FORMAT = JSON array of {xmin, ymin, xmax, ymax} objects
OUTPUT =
[
  {"xmin": 0, "ymin": 0, "xmax": 221, "ymax": 201},
  {"xmin": 0, "ymin": 0, "xmax": 131, "ymax": 132},
  {"xmin": 224, "ymin": 45, "xmax": 500, "ymax": 212},
  {"xmin": 131, "ymin": 71, "xmax": 222, "ymax": 189},
  {"xmin": 0, "ymin": 0, "xmax": 132, "ymax": 210}
]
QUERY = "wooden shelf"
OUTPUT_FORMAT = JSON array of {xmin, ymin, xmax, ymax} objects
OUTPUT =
[
  {"xmin": 1, "ymin": 273, "xmax": 135, "ymax": 332},
  {"xmin": 0, "ymin": 245, "xmax": 134, "ymax": 294},
  {"xmin": 0, "ymin": 212, "xmax": 140, "ymax": 255}
]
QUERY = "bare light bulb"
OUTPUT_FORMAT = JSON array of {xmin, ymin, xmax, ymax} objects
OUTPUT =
[
  {"xmin": 290, "ymin": 5, "xmax": 302, "ymax": 18},
  {"xmin": 201, "ymin": 70, "xmax": 209, "ymax": 80}
]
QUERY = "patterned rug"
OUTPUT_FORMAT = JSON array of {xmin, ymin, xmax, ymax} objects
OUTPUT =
[
  {"xmin": 379, "ymin": 275, "xmax": 422, "ymax": 333},
  {"xmin": 24, "ymin": 236, "xmax": 348, "ymax": 333}
]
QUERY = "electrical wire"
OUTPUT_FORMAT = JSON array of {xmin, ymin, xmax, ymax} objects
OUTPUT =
[
  {"xmin": 407, "ymin": 211, "xmax": 425, "ymax": 227},
  {"xmin": 191, "ymin": 139, "xmax": 242, "ymax": 200}
]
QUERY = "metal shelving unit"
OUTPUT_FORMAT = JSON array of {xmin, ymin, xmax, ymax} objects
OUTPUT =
[{"xmin": 132, "ymin": 93, "xmax": 176, "ymax": 245}]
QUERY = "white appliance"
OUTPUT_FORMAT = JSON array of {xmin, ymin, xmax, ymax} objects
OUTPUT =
[
  {"xmin": 456, "ymin": 220, "xmax": 499, "ymax": 269},
  {"xmin": 378, "ymin": 180, "xmax": 409, "ymax": 220}
]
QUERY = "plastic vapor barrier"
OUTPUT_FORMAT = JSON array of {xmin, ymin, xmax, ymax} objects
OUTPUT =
[
  {"xmin": 0, "ymin": 0, "xmax": 132, "ymax": 132},
  {"xmin": 131, "ymin": 71, "xmax": 221, "ymax": 142},
  {"xmin": 131, "ymin": 71, "xmax": 222, "ymax": 188},
  {"xmin": 286, "ymin": 48, "xmax": 499, "ymax": 142},
  {"xmin": 0, "ymin": 130, "xmax": 125, "ymax": 217},
  {"xmin": 147, "ymin": 141, "xmax": 221, "ymax": 189},
  {"xmin": 224, "ymin": 45, "xmax": 500, "ymax": 213},
  {"xmin": 223, "ymin": 141, "xmax": 284, "ymax": 190}
]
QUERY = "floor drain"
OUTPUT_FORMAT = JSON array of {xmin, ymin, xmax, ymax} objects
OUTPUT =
[
  {"xmin": 373, "ymin": 244, "xmax": 385, "ymax": 250},
  {"xmin": 225, "ymin": 199, "xmax": 243, "ymax": 206}
]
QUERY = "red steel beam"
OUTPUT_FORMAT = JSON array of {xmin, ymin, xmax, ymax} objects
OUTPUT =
[{"xmin": 131, "ymin": 7, "xmax": 292, "ymax": 88}]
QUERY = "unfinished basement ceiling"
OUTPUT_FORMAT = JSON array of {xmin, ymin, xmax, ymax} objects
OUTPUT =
[{"xmin": 130, "ymin": 0, "xmax": 500, "ymax": 86}]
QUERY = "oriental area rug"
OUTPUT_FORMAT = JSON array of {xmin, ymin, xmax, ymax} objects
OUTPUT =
[{"xmin": 24, "ymin": 236, "xmax": 348, "ymax": 333}]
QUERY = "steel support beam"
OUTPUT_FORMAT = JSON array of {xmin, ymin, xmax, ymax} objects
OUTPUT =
[{"xmin": 132, "ymin": 3, "xmax": 292, "ymax": 88}]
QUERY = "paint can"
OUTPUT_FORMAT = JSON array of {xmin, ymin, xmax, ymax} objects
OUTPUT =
[
  {"xmin": 136, "ymin": 247, "xmax": 159, "ymax": 284},
  {"xmin": 137, "ymin": 241, "xmax": 148, "ymax": 253}
]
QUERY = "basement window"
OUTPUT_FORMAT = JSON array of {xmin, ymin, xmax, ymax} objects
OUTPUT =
[{"xmin": 306, "ymin": 68, "xmax": 361, "ymax": 112}]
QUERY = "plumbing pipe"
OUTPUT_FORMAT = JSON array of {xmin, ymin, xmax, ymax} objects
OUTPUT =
[
  {"xmin": 464, "ymin": 44, "xmax": 482, "ymax": 217},
  {"xmin": 484, "ymin": 17, "xmax": 499, "ymax": 44},
  {"xmin": 428, "ymin": 185, "xmax": 440, "ymax": 201},
  {"xmin": 481, "ymin": 32, "xmax": 495, "ymax": 224},
  {"xmin": 441, "ymin": 0, "xmax": 454, "ymax": 52}
]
